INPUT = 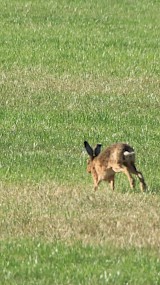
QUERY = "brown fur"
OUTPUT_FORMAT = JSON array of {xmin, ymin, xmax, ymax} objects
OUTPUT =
[{"xmin": 84, "ymin": 141, "xmax": 147, "ymax": 192}]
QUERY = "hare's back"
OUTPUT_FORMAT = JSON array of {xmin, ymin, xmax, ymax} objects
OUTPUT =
[{"xmin": 99, "ymin": 143, "xmax": 135, "ymax": 164}]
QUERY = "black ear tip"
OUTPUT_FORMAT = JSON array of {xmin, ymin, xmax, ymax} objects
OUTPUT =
[{"xmin": 84, "ymin": 141, "xmax": 88, "ymax": 146}]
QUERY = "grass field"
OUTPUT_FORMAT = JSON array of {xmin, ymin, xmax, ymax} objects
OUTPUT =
[{"xmin": 0, "ymin": 0, "xmax": 160, "ymax": 284}]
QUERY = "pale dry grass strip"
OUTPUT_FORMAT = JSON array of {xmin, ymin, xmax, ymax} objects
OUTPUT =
[
  {"xmin": 1, "ymin": 68, "xmax": 160, "ymax": 97},
  {"xmin": 0, "ymin": 182, "xmax": 160, "ymax": 249}
]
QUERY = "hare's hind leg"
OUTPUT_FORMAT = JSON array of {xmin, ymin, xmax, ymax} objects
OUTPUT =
[{"xmin": 129, "ymin": 163, "xmax": 147, "ymax": 192}]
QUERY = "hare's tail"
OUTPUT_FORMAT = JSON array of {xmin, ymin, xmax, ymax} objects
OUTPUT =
[
  {"xmin": 123, "ymin": 151, "xmax": 135, "ymax": 163},
  {"xmin": 123, "ymin": 151, "xmax": 135, "ymax": 156}
]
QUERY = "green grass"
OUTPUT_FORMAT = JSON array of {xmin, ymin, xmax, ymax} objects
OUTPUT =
[
  {"xmin": 0, "ymin": 0, "xmax": 160, "ymax": 284},
  {"xmin": 1, "ymin": 0, "xmax": 160, "ymax": 188},
  {"xmin": 1, "ymin": 83, "xmax": 159, "ymax": 190},
  {"xmin": 1, "ymin": 240, "xmax": 160, "ymax": 285},
  {"xmin": 1, "ymin": 0, "xmax": 160, "ymax": 75}
]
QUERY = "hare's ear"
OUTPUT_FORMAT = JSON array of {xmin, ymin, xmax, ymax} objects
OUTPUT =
[
  {"xmin": 84, "ymin": 141, "xmax": 93, "ymax": 157},
  {"xmin": 94, "ymin": 144, "xmax": 102, "ymax": 157}
]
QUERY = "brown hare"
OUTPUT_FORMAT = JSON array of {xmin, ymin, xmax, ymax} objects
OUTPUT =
[{"xmin": 84, "ymin": 141, "xmax": 147, "ymax": 192}]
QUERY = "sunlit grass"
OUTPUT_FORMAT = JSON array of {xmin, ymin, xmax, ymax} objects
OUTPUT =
[
  {"xmin": 0, "ymin": 0, "xmax": 160, "ymax": 283},
  {"xmin": 1, "ymin": 183, "xmax": 160, "ymax": 284},
  {"xmin": 0, "ymin": 183, "xmax": 160, "ymax": 247}
]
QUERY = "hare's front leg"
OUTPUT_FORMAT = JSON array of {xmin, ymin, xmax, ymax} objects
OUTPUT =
[
  {"xmin": 91, "ymin": 167, "xmax": 99, "ymax": 191},
  {"xmin": 108, "ymin": 175, "xmax": 115, "ymax": 191}
]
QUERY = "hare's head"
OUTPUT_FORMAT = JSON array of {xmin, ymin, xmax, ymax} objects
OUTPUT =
[{"xmin": 84, "ymin": 141, "xmax": 102, "ymax": 173}]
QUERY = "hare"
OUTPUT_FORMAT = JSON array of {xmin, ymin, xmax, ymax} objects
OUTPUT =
[{"xmin": 84, "ymin": 141, "xmax": 147, "ymax": 192}]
